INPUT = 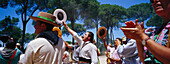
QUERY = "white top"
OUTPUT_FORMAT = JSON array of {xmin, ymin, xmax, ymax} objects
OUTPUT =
[
  {"xmin": 107, "ymin": 46, "xmax": 115, "ymax": 58},
  {"xmin": 107, "ymin": 46, "xmax": 121, "ymax": 64},
  {"xmin": 20, "ymin": 38, "xmax": 65, "ymax": 64},
  {"xmin": 73, "ymin": 33, "xmax": 98, "ymax": 64},
  {"xmin": 63, "ymin": 51, "xmax": 70, "ymax": 63},
  {"xmin": 117, "ymin": 39, "xmax": 142, "ymax": 64}
]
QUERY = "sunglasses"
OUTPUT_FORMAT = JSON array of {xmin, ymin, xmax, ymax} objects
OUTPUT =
[{"xmin": 150, "ymin": 0, "xmax": 154, "ymax": 3}]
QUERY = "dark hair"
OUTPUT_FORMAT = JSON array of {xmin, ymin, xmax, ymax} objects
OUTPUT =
[
  {"xmin": 38, "ymin": 21, "xmax": 54, "ymax": 31},
  {"xmin": 87, "ymin": 31, "xmax": 94, "ymax": 43},
  {"xmin": 6, "ymin": 38, "xmax": 16, "ymax": 49},
  {"xmin": 116, "ymin": 38, "xmax": 123, "ymax": 45}
]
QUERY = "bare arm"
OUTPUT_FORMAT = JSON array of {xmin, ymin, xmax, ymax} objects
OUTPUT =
[
  {"xmin": 62, "ymin": 54, "xmax": 67, "ymax": 60},
  {"xmin": 63, "ymin": 21, "xmax": 76, "ymax": 36},
  {"xmin": 102, "ymin": 37, "xmax": 108, "ymax": 49},
  {"xmin": 121, "ymin": 19, "xmax": 170, "ymax": 63},
  {"xmin": 109, "ymin": 57, "xmax": 120, "ymax": 62},
  {"xmin": 138, "ymin": 34, "xmax": 170, "ymax": 63}
]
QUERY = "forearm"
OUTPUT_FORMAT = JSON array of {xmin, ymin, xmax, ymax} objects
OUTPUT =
[
  {"xmin": 139, "ymin": 34, "xmax": 170, "ymax": 63},
  {"xmin": 63, "ymin": 40, "xmax": 72, "ymax": 49},
  {"xmin": 64, "ymin": 24, "xmax": 76, "ymax": 36},
  {"xmin": 110, "ymin": 58, "xmax": 120, "ymax": 62},
  {"xmin": 103, "ymin": 39, "xmax": 107, "ymax": 49},
  {"xmin": 136, "ymin": 40, "xmax": 145, "ymax": 63}
]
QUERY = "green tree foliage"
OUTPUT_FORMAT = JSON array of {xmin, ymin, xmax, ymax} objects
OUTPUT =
[
  {"xmin": 24, "ymin": 33, "xmax": 36, "ymax": 43},
  {"xmin": 146, "ymin": 15, "xmax": 164, "ymax": 27},
  {"xmin": 0, "ymin": 0, "xmax": 9, "ymax": 9},
  {"xmin": 99, "ymin": 4, "xmax": 126, "ymax": 44},
  {"xmin": 0, "ymin": 16, "xmax": 19, "ymax": 30},
  {"xmin": 0, "ymin": 26, "xmax": 22, "ymax": 42},
  {"xmin": 62, "ymin": 23, "xmax": 86, "ymax": 37},
  {"xmin": 0, "ymin": 16, "xmax": 22, "ymax": 42},
  {"xmin": 127, "ymin": 3, "xmax": 153, "ymax": 22},
  {"xmin": 83, "ymin": 19, "xmax": 96, "ymax": 31},
  {"xmin": 80, "ymin": 0, "xmax": 100, "ymax": 43}
]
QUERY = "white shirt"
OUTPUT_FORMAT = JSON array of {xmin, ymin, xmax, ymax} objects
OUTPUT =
[
  {"xmin": 20, "ymin": 38, "xmax": 65, "ymax": 64},
  {"xmin": 73, "ymin": 33, "xmax": 98, "ymax": 64},
  {"xmin": 63, "ymin": 51, "xmax": 70, "ymax": 63},
  {"xmin": 117, "ymin": 39, "xmax": 142, "ymax": 64},
  {"xmin": 107, "ymin": 46, "xmax": 115, "ymax": 59}
]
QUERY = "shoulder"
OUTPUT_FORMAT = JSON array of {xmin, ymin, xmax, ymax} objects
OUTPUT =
[
  {"xmin": 29, "ymin": 38, "xmax": 48, "ymax": 45},
  {"xmin": 87, "ymin": 43, "xmax": 97, "ymax": 50},
  {"xmin": 128, "ymin": 39, "xmax": 136, "ymax": 43},
  {"xmin": 27, "ymin": 38, "xmax": 48, "ymax": 49}
]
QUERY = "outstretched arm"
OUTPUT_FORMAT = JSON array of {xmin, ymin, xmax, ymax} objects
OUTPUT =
[
  {"xmin": 102, "ymin": 37, "xmax": 108, "ymax": 49},
  {"xmin": 63, "ymin": 22, "xmax": 83, "ymax": 46},
  {"xmin": 63, "ymin": 21, "xmax": 76, "ymax": 36}
]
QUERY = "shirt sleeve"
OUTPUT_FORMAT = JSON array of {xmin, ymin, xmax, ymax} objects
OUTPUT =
[
  {"xmin": 107, "ymin": 46, "xmax": 111, "ymax": 52},
  {"xmin": 22, "ymin": 44, "xmax": 34, "ymax": 64},
  {"xmin": 73, "ymin": 33, "xmax": 83, "ymax": 46},
  {"xmin": 89, "ymin": 45, "xmax": 98, "ymax": 64},
  {"xmin": 117, "ymin": 39, "xmax": 137, "ymax": 56}
]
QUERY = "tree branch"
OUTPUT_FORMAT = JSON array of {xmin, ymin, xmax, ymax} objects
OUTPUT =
[{"xmin": 26, "ymin": 5, "xmax": 39, "ymax": 22}]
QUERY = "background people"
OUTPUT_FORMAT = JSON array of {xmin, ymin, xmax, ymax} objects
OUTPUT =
[
  {"xmin": 0, "ymin": 35, "xmax": 22, "ymax": 64},
  {"xmin": 102, "ymin": 37, "xmax": 122, "ymax": 64},
  {"xmin": 116, "ymin": 37, "xmax": 142, "ymax": 64}
]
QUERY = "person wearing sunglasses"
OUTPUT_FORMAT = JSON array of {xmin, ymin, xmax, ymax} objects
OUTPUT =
[{"xmin": 121, "ymin": 0, "xmax": 170, "ymax": 63}]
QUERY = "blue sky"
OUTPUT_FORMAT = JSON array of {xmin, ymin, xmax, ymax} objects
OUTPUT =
[{"xmin": 0, "ymin": 0, "xmax": 150, "ymax": 45}]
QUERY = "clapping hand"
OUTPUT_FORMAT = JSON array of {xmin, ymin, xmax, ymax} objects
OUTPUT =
[{"xmin": 120, "ymin": 19, "xmax": 145, "ymax": 40}]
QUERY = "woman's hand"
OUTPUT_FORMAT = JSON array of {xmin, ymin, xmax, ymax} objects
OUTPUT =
[{"xmin": 120, "ymin": 19, "xmax": 145, "ymax": 40}]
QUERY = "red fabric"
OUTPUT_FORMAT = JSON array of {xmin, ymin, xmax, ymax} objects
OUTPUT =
[{"xmin": 8, "ymin": 50, "xmax": 17, "ymax": 64}]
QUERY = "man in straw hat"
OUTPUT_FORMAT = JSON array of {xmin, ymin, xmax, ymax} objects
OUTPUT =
[
  {"xmin": 62, "ymin": 21, "xmax": 98, "ymax": 64},
  {"xmin": 20, "ymin": 12, "xmax": 65, "ymax": 64}
]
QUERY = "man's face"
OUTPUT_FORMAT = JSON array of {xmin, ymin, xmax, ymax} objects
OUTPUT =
[
  {"xmin": 82, "ymin": 32, "xmax": 90, "ymax": 41},
  {"xmin": 34, "ymin": 21, "xmax": 43, "ymax": 34},
  {"xmin": 151, "ymin": 0, "xmax": 170, "ymax": 17},
  {"xmin": 114, "ymin": 39, "xmax": 121, "ymax": 46}
]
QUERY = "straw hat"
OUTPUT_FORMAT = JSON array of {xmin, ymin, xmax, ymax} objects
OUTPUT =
[
  {"xmin": 97, "ymin": 26, "xmax": 107, "ymax": 39},
  {"xmin": 29, "ymin": 12, "xmax": 61, "ymax": 27}
]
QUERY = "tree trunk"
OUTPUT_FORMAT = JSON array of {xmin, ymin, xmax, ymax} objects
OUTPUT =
[
  {"xmin": 71, "ymin": 19, "xmax": 75, "ymax": 45},
  {"xmin": 107, "ymin": 26, "xmax": 109, "ymax": 45},
  {"xmin": 96, "ymin": 23, "xmax": 98, "ymax": 44},
  {"xmin": 110, "ymin": 27, "xmax": 113, "ymax": 43},
  {"xmin": 94, "ymin": 18, "xmax": 99, "ymax": 44},
  {"xmin": 21, "ymin": 22, "xmax": 26, "ymax": 52}
]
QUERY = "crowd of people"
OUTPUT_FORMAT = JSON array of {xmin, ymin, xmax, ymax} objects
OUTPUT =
[{"xmin": 0, "ymin": 0, "xmax": 169, "ymax": 64}]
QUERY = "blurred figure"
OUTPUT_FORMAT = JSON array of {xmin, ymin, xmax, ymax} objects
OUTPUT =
[
  {"xmin": 63, "ymin": 47, "xmax": 70, "ymax": 64},
  {"xmin": 116, "ymin": 37, "xmax": 142, "ymax": 64},
  {"xmin": 102, "ymin": 37, "xmax": 122, "ymax": 64},
  {"xmin": 120, "ymin": 0, "xmax": 170, "ymax": 63},
  {"xmin": 0, "ymin": 35, "xmax": 22, "ymax": 64}
]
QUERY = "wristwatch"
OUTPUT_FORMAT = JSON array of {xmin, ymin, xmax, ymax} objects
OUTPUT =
[{"xmin": 142, "ymin": 37, "xmax": 150, "ymax": 46}]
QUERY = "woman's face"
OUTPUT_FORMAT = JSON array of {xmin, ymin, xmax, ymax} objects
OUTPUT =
[{"xmin": 151, "ymin": 0, "xmax": 170, "ymax": 17}]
